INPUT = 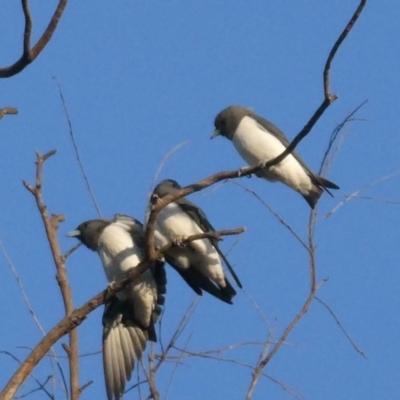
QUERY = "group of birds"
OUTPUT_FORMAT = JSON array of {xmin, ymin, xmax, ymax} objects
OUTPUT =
[{"xmin": 67, "ymin": 105, "xmax": 339, "ymax": 399}]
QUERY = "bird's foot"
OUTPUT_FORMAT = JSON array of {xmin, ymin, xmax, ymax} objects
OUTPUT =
[
  {"xmin": 172, "ymin": 235, "xmax": 187, "ymax": 247},
  {"xmin": 238, "ymin": 167, "xmax": 249, "ymax": 177},
  {"xmin": 107, "ymin": 281, "xmax": 117, "ymax": 293}
]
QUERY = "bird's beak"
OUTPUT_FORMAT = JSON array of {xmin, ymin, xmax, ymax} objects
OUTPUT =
[
  {"xmin": 66, "ymin": 229, "xmax": 81, "ymax": 238},
  {"xmin": 210, "ymin": 129, "xmax": 220, "ymax": 139}
]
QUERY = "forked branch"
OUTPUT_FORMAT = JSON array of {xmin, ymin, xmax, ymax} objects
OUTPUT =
[
  {"xmin": 0, "ymin": 0, "xmax": 68, "ymax": 78},
  {"xmin": 21, "ymin": 150, "xmax": 80, "ymax": 400}
]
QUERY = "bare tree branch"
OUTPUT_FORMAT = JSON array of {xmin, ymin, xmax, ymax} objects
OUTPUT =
[
  {"xmin": 0, "ymin": 107, "xmax": 18, "ymax": 121},
  {"xmin": 22, "ymin": 150, "xmax": 80, "ymax": 400},
  {"xmin": 0, "ymin": 0, "xmax": 68, "ymax": 78}
]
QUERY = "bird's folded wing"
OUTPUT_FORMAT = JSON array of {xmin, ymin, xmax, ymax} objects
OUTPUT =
[{"xmin": 176, "ymin": 198, "xmax": 242, "ymax": 289}]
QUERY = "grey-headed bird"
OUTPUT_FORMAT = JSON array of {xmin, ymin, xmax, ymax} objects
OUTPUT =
[
  {"xmin": 147, "ymin": 179, "xmax": 241, "ymax": 304},
  {"xmin": 212, "ymin": 105, "xmax": 339, "ymax": 208},
  {"xmin": 67, "ymin": 214, "xmax": 166, "ymax": 400}
]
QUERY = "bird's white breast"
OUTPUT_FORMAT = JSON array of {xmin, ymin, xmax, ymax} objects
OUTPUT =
[
  {"xmin": 155, "ymin": 202, "xmax": 225, "ymax": 284},
  {"xmin": 232, "ymin": 116, "xmax": 289, "ymax": 163},
  {"xmin": 98, "ymin": 222, "xmax": 143, "ymax": 282},
  {"xmin": 157, "ymin": 202, "xmax": 203, "ymax": 238},
  {"xmin": 232, "ymin": 116, "xmax": 312, "ymax": 191}
]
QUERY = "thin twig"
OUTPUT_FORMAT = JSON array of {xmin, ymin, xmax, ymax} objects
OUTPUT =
[
  {"xmin": 54, "ymin": 77, "xmax": 102, "ymax": 217},
  {"xmin": 140, "ymin": 359, "xmax": 159, "ymax": 400},
  {"xmin": 62, "ymin": 243, "xmax": 82, "ymax": 262},
  {"xmin": 322, "ymin": 171, "xmax": 400, "ymax": 219},
  {"xmin": 149, "ymin": 140, "xmax": 191, "ymax": 200},
  {"xmin": 164, "ymin": 333, "xmax": 193, "ymax": 400},
  {"xmin": 319, "ymin": 100, "xmax": 368, "ymax": 175},
  {"xmin": 230, "ymin": 181, "xmax": 309, "ymax": 251},
  {"xmin": 158, "ymin": 227, "xmax": 245, "ymax": 255},
  {"xmin": 156, "ymin": 297, "xmax": 200, "ymax": 372},
  {"xmin": 315, "ymin": 297, "xmax": 367, "ymax": 358},
  {"xmin": 0, "ymin": 352, "xmax": 54, "ymax": 400}
]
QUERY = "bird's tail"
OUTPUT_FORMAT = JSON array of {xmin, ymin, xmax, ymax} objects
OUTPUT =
[
  {"xmin": 305, "ymin": 175, "xmax": 340, "ymax": 208},
  {"xmin": 102, "ymin": 298, "xmax": 152, "ymax": 400},
  {"xmin": 219, "ymin": 277, "xmax": 237, "ymax": 304},
  {"xmin": 170, "ymin": 263, "xmax": 236, "ymax": 304}
]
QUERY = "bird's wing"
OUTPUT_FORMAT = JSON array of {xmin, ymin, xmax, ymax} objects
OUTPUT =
[
  {"xmin": 164, "ymin": 253, "xmax": 234, "ymax": 304},
  {"xmin": 175, "ymin": 198, "xmax": 242, "ymax": 289},
  {"xmin": 253, "ymin": 114, "xmax": 316, "ymax": 175},
  {"xmin": 114, "ymin": 214, "xmax": 167, "ymax": 324},
  {"xmin": 114, "ymin": 214, "xmax": 146, "ymax": 249}
]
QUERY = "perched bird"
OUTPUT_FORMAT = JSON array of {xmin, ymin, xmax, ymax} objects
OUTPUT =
[
  {"xmin": 212, "ymin": 105, "xmax": 339, "ymax": 208},
  {"xmin": 67, "ymin": 214, "xmax": 166, "ymax": 400},
  {"xmin": 147, "ymin": 179, "xmax": 241, "ymax": 304}
]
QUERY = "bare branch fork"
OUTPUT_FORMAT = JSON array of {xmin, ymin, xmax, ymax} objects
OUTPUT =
[
  {"xmin": 0, "ymin": 0, "xmax": 68, "ymax": 78},
  {"xmin": 21, "ymin": 150, "xmax": 80, "ymax": 400}
]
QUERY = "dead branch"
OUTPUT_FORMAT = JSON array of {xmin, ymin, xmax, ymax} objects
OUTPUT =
[
  {"xmin": 0, "ymin": 0, "xmax": 68, "ymax": 78},
  {"xmin": 0, "ymin": 107, "xmax": 18, "ymax": 121},
  {"xmin": 21, "ymin": 150, "xmax": 80, "ymax": 400}
]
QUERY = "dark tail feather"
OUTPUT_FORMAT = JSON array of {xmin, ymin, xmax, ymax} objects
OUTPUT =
[
  {"xmin": 169, "ymin": 263, "xmax": 235, "ymax": 304},
  {"xmin": 317, "ymin": 176, "xmax": 340, "ymax": 190},
  {"xmin": 220, "ymin": 277, "xmax": 237, "ymax": 301},
  {"xmin": 215, "ymin": 247, "xmax": 243, "ymax": 289},
  {"xmin": 316, "ymin": 175, "xmax": 340, "ymax": 198},
  {"xmin": 305, "ymin": 175, "xmax": 340, "ymax": 207},
  {"xmin": 303, "ymin": 186, "xmax": 323, "ymax": 209}
]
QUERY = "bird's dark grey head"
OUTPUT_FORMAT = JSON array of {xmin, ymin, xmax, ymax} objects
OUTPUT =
[
  {"xmin": 66, "ymin": 219, "xmax": 111, "ymax": 251},
  {"xmin": 212, "ymin": 105, "xmax": 253, "ymax": 140},
  {"xmin": 153, "ymin": 179, "xmax": 182, "ymax": 198}
]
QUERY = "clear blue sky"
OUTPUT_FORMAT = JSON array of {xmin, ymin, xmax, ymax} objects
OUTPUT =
[{"xmin": 1, "ymin": 1, "xmax": 399, "ymax": 399}]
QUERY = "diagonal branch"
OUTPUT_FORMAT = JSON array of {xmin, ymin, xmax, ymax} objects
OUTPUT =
[{"xmin": 0, "ymin": 0, "xmax": 68, "ymax": 78}]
